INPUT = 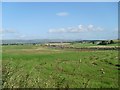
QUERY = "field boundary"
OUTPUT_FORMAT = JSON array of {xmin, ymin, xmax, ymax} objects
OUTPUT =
[{"xmin": 47, "ymin": 46, "xmax": 120, "ymax": 51}]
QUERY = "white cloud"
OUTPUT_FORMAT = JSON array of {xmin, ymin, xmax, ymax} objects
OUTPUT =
[
  {"xmin": 0, "ymin": 28, "xmax": 16, "ymax": 34},
  {"xmin": 87, "ymin": 25, "xmax": 104, "ymax": 31},
  {"xmin": 87, "ymin": 24, "xmax": 94, "ymax": 31},
  {"xmin": 96, "ymin": 27, "xmax": 104, "ymax": 31},
  {"xmin": 88, "ymin": 24, "xmax": 94, "ymax": 28},
  {"xmin": 78, "ymin": 25, "xmax": 83, "ymax": 30},
  {"xmin": 56, "ymin": 12, "xmax": 69, "ymax": 16},
  {"xmin": 49, "ymin": 28, "xmax": 66, "ymax": 33},
  {"xmin": 48, "ymin": 24, "xmax": 104, "ymax": 33}
]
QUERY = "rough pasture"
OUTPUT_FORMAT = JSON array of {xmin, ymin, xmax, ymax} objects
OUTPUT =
[{"xmin": 2, "ymin": 45, "xmax": 119, "ymax": 88}]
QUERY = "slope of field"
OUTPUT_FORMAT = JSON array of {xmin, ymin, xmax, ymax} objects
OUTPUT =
[{"xmin": 2, "ymin": 45, "xmax": 119, "ymax": 88}]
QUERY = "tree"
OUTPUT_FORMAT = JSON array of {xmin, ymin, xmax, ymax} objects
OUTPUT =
[
  {"xmin": 109, "ymin": 40, "xmax": 114, "ymax": 44},
  {"xmin": 92, "ymin": 41, "xmax": 95, "ymax": 44}
]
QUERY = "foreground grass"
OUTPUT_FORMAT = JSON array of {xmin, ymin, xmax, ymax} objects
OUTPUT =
[{"xmin": 2, "ymin": 45, "xmax": 119, "ymax": 88}]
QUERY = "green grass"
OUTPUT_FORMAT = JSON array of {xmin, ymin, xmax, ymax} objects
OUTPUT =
[{"xmin": 2, "ymin": 45, "xmax": 119, "ymax": 88}]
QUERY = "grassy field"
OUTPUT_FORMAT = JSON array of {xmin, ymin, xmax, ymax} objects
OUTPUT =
[{"xmin": 2, "ymin": 45, "xmax": 119, "ymax": 88}]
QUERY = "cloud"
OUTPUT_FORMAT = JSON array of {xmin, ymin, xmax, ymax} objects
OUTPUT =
[
  {"xmin": 48, "ymin": 24, "xmax": 104, "ymax": 33},
  {"xmin": 0, "ymin": 28, "xmax": 16, "ymax": 34},
  {"xmin": 95, "ymin": 27, "xmax": 104, "ymax": 31},
  {"xmin": 87, "ymin": 24, "xmax": 94, "ymax": 31},
  {"xmin": 49, "ymin": 28, "xmax": 66, "ymax": 33},
  {"xmin": 1, "ymin": 28, "xmax": 28, "ymax": 39},
  {"xmin": 87, "ymin": 25, "xmax": 103, "ymax": 31},
  {"xmin": 56, "ymin": 12, "xmax": 69, "ymax": 16}
]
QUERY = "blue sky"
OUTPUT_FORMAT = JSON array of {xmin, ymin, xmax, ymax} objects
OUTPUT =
[{"xmin": 2, "ymin": 2, "xmax": 118, "ymax": 40}]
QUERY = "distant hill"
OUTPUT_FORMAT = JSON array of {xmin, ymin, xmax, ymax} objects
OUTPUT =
[
  {"xmin": 1, "ymin": 39, "xmax": 119, "ymax": 44},
  {"xmin": 1, "ymin": 39, "xmax": 75, "ymax": 44}
]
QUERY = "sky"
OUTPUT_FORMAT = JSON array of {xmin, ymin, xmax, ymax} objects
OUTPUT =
[{"xmin": 1, "ymin": 2, "xmax": 118, "ymax": 40}]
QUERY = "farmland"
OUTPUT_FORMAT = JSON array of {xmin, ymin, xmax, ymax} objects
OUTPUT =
[{"xmin": 2, "ymin": 44, "xmax": 119, "ymax": 88}]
